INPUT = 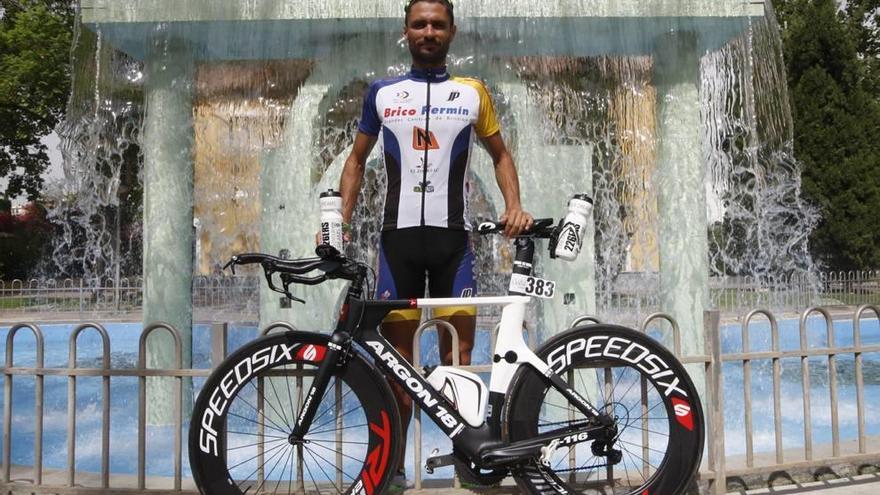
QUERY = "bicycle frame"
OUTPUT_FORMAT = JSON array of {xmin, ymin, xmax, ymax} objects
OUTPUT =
[{"xmin": 291, "ymin": 292, "xmax": 608, "ymax": 466}]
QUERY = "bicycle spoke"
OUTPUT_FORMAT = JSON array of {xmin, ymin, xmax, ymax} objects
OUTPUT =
[
  {"xmin": 266, "ymin": 372, "xmax": 294, "ymax": 429},
  {"xmin": 576, "ymin": 368, "xmax": 596, "ymax": 409},
  {"xmin": 304, "ymin": 444, "xmax": 357, "ymax": 482},
  {"xmin": 232, "ymin": 441, "xmax": 289, "ymax": 488},
  {"xmin": 614, "ymin": 371, "xmax": 642, "ymax": 406},
  {"xmin": 606, "ymin": 366, "xmax": 632, "ymax": 407},
  {"xmin": 253, "ymin": 443, "xmax": 293, "ymax": 494},
  {"xmin": 271, "ymin": 446, "xmax": 295, "ymax": 494},
  {"xmin": 227, "ymin": 436, "xmax": 288, "ymax": 452},
  {"xmin": 227, "ymin": 430, "xmax": 289, "ymax": 440},
  {"xmin": 624, "ymin": 400, "xmax": 665, "ymax": 427},
  {"xmin": 620, "ymin": 442, "xmax": 649, "ymax": 485},
  {"xmin": 309, "ymin": 439, "xmax": 366, "ymax": 463},
  {"xmin": 618, "ymin": 440, "xmax": 658, "ymax": 477},
  {"xmin": 308, "ymin": 438, "xmax": 370, "ymax": 446},
  {"xmin": 309, "ymin": 382, "xmax": 354, "ymax": 428},
  {"xmin": 287, "ymin": 439, "xmax": 295, "ymax": 495},
  {"xmin": 302, "ymin": 447, "xmax": 323, "ymax": 495},
  {"xmin": 228, "ymin": 439, "xmax": 288, "ymax": 473},
  {"xmin": 232, "ymin": 390, "xmax": 291, "ymax": 434},
  {"xmin": 305, "ymin": 445, "xmax": 343, "ymax": 494},
  {"xmin": 248, "ymin": 379, "xmax": 295, "ymax": 433},
  {"xmin": 309, "ymin": 422, "xmax": 368, "ymax": 435},
  {"xmin": 226, "ymin": 410, "xmax": 291, "ymax": 437},
  {"xmin": 616, "ymin": 438, "xmax": 666, "ymax": 459},
  {"xmin": 309, "ymin": 389, "xmax": 358, "ymax": 432}
]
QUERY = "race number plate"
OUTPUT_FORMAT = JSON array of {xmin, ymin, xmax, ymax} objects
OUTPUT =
[{"xmin": 509, "ymin": 274, "xmax": 556, "ymax": 299}]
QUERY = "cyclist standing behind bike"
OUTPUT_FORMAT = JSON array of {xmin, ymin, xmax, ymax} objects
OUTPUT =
[{"xmin": 338, "ymin": 0, "xmax": 533, "ymax": 483}]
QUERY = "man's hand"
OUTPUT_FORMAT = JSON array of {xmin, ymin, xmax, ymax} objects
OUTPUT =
[{"xmin": 500, "ymin": 207, "xmax": 534, "ymax": 238}]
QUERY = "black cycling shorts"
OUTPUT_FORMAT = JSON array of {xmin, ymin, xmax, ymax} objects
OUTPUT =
[{"xmin": 375, "ymin": 227, "xmax": 476, "ymax": 321}]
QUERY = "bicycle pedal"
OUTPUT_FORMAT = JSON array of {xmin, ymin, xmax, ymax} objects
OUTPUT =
[{"xmin": 426, "ymin": 451, "xmax": 456, "ymax": 474}]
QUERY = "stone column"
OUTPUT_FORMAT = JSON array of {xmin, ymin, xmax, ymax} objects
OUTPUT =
[
  {"xmin": 142, "ymin": 33, "xmax": 195, "ymax": 424},
  {"xmin": 653, "ymin": 32, "xmax": 709, "ymax": 358}
]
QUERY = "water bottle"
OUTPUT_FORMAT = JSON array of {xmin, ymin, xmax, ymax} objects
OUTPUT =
[
  {"xmin": 554, "ymin": 194, "xmax": 593, "ymax": 262},
  {"xmin": 319, "ymin": 190, "xmax": 344, "ymax": 252},
  {"xmin": 425, "ymin": 366, "xmax": 488, "ymax": 428}
]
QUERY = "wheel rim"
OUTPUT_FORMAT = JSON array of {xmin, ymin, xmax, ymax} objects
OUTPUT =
[{"xmin": 191, "ymin": 340, "xmax": 398, "ymax": 495}]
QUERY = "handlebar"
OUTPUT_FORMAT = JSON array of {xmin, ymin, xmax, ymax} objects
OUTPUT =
[
  {"xmin": 476, "ymin": 218, "xmax": 557, "ymax": 238},
  {"xmin": 224, "ymin": 215, "xmax": 572, "ymax": 303},
  {"xmin": 224, "ymin": 246, "xmax": 365, "ymax": 304}
]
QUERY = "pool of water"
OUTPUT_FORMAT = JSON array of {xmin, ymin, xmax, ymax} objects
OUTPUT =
[{"xmin": 0, "ymin": 316, "xmax": 878, "ymax": 479}]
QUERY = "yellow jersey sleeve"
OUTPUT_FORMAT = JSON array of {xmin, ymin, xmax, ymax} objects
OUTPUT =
[{"xmin": 455, "ymin": 77, "xmax": 502, "ymax": 139}]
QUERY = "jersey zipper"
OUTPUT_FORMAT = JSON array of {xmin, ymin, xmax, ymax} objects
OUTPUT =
[{"xmin": 420, "ymin": 73, "xmax": 432, "ymax": 227}]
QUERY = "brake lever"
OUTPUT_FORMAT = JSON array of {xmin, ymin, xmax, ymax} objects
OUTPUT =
[
  {"xmin": 223, "ymin": 257, "xmax": 237, "ymax": 275},
  {"xmin": 282, "ymin": 283, "xmax": 306, "ymax": 304},
  {"xmin": 262, "ymin": 268, "xmax": 306, "ymax": 304}
]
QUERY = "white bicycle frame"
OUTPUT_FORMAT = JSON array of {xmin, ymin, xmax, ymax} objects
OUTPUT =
[{"xmin": 415, "ymin": 296, "xmax": 552, "ymax": 395}]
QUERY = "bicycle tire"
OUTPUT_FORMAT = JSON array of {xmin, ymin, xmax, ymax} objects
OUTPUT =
[
  {"xmin": 503, "ymin": 324, "xmax": 704, "ymax": 495},
  {"xmin": 189, "ymin": 331, "xmax": 401, "ymax": 495}
]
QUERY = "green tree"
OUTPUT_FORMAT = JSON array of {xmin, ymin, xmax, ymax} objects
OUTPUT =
[
  {"xmin": 0, "ymin": 1, "xmax": 74, "ymax": 200},
  {"xmin": 775, "ymin": 0, "xmax": 880, "ymax": 270}
]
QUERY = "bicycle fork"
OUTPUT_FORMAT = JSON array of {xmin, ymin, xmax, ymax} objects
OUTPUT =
[{"xmin": 288, "ymin": 332, "xmax": 348, "ymax": 443}]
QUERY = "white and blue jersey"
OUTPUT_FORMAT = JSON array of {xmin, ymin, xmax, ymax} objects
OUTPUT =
[{"xmin": 358, "ymin": 66, "xmax": 502, "ymax": 231}]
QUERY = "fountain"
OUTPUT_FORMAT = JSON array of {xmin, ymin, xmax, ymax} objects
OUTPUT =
[{"xmin": 53, "ymin": 0, "xmax": 818, "ymax": 419}]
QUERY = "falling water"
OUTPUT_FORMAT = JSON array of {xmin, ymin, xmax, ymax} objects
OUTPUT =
[{"xmin": 46, "ymin": 1, "xmax": 818, "ymax": 331}]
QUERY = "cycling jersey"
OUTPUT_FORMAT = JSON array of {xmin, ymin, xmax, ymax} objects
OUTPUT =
[{"xmin": 358, "ymin": 66, "xmax": 501, "ymax": 231}]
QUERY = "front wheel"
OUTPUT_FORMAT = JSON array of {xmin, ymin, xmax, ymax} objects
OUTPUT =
[
  {"xmin": 504, "ymin": 324, "xmax": 704, "ymax": 495},
  {"xmin": 189, "ymin": 331, "xmax": 401, "ymax": 495}
]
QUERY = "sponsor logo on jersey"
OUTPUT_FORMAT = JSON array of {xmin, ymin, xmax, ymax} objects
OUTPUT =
[
  {"xmin": 412, "ymin": 127, "xmax": 440, "ymax": 151},
  {"xmin": 394, "ymin": 90, "xmax": 411, "ymax": 103},
  {"xmin": 414, "ymin": 180, "xmax": 434, "ymax": 193},
  {"xmin": 447, "ymin": 91, "xmax": 461, "ymax": 102},
  {"xmin": 422, "ymin": 105, "xmax": 469, "ymax": 116}
]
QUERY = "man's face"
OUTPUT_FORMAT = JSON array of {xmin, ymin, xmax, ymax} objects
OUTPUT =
[{"xmin": 404, "ymin": 2, "xmax": 456, "ymax": 66}]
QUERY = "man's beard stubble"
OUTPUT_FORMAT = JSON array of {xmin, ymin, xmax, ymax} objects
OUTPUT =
[{"xmin": 409, "ymin": 41, "xmax": 450, "ymax": 66}]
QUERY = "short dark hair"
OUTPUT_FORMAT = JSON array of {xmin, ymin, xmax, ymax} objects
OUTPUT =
[{"xmin": 404, "ymin": 0, "xmax": 455, "ymax": 26}]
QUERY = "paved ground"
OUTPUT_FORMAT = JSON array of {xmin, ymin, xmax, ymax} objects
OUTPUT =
[{"xmin": 738, "ymin": 474, "xmax": 880, "ymax": 494}]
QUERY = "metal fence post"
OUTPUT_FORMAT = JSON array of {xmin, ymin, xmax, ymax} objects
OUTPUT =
[
  {"xmin": 211, "ymin": 322, "xmax": 228, "ymax": 369},
  {"xmin": 704, "ymin": 310, "xmax": 725, "ymax": 495}
]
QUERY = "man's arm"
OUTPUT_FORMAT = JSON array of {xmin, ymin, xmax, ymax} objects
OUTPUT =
[
  {"xmin": 339, "ymin": 132, "xmax": 378, "ymax": 226},
  {"xmin": 480, "ymin": 132, "xmax": 533, "ymax": 237}
]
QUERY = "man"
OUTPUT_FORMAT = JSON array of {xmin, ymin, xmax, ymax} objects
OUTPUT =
[{"xmin": 338, "ymin": 0, "xmax": 533, "ymax": 485}]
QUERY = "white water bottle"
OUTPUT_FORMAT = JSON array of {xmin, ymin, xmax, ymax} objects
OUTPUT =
[
  {"xmin": 319, "ymin": 190, "xmax": 344, "ymax": 252},
  {"xmin": 554, "ymin": 194, "xmax": 593, "ymax": 262},
  {"xmin": 426, "ymin": 367, "xmax": 489, "ymax": 428}
]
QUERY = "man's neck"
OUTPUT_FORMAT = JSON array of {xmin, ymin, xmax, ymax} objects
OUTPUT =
[{"xmin": 412, "ymin": 61, "xmax": 446, "ymax": 71}]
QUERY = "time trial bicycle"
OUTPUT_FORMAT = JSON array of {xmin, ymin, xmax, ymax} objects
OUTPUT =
[{"xmin": 188, "ymin": 217, "xmax": 704, "ymax": 495}]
